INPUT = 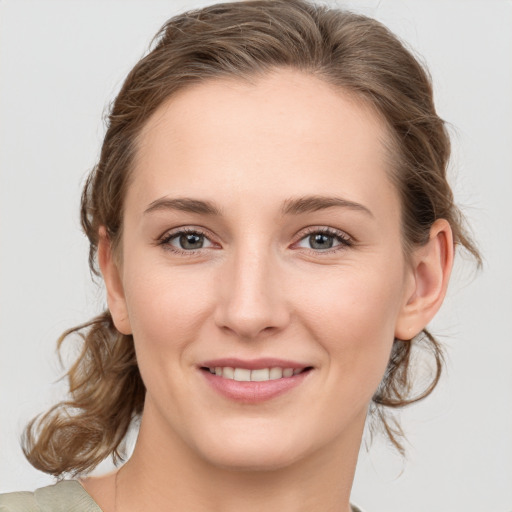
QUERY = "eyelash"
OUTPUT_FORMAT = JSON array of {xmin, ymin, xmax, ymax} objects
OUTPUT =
[{"xmin": 157, "ymin": 226, "xmax": 353, "ymax": 257}]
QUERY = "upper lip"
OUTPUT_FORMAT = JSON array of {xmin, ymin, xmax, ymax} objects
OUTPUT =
[{"xmin": 199, "ymin": 358, "xmax": 311, "ymax": 370}]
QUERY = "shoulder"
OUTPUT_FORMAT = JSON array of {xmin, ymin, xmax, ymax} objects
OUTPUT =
[
  {"xmin": 0, "ymin": 489, "xmax": 38, "ymax": 512},
  {"xmin": 0, "ymin": 480, "xmax": 102, "ymax": 512}
]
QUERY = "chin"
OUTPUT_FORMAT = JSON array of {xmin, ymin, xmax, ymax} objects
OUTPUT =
[
  {"xmin": 202, "ymin": 445, "xmax": 302, "ymax": 473},
  {"xmin": 190, "ymin": 423, "xmax": 309, "ymax": 472}
]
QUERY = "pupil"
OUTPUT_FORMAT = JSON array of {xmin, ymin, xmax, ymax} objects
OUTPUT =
[
  {"xmin": 180, "ymin": 233, "xmax": 203, "ymax": 250},
  {"xmin": 310, "ymin": 233, "xmax": 333, "ymax": 250}
]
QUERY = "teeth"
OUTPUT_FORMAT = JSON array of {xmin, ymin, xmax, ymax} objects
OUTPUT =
[
  {"xmin": 223, "ymin": 367, "xmax": 234, "ymax": 379},
  {"xmin": 207, "ymin": 366, "xmax": 304, "ymax": 381},
  {"xmin": 269, "ymin": 367, "xmax": 283, "ymax": 380},
  {"xmin": 250, "ymin": 368, "xmax": 270, "ymax": 381},
  {"xmin": 234, "ymin": 368, "xmax": 251, "ymax": 381}
]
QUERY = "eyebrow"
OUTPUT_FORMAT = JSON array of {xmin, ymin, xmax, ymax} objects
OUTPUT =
[
  {"xmin": 144, "ymin": 195, "xmax": 373, "ymax": 218},
  {"xmin": 144, "ymin": 197, "xmax": 222, "ymax": 216},
  {"xmin": 281, "ymin": 195, "xmax": 373, "ymax": 217}
]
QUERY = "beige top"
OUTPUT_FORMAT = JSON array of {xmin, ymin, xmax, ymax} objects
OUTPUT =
[
  {"xmin": 0, "ymin": 481, "xmax": 101, "ymax": 512},
  {"xmin": 0, "ymin": 480, "xmax": 364, "ymax": 511}
]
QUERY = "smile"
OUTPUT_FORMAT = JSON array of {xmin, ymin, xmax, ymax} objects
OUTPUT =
[
  {"xmin": 199, "ymin": 358, "xmax": 314, "ymax": 402},
  {"xmin": 204, "ymin": 367, "xmax": 307, "ymax": 381}
]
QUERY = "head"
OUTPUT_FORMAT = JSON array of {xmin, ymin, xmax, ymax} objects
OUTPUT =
[{"xmin": 24, "ymin": 0, "xmax": 480, "ymax": 477}]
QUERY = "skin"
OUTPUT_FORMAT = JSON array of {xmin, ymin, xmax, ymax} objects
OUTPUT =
[{"xmin": 81, "ymin": 69, "xmax": 453, "ymax": 512}]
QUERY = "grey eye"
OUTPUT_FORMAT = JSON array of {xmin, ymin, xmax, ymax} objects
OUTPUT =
[
  {"xmin": 178, "ymin": 233, "xmax": 204, "ymax": 250},
  {"xmin": 295, "ymin": 229, "xmax": 351, "ymax": 252},
  {"xmin": 166, "ymin": 231, "xmax": 215, "ymax": 251},
  {"xmin": 308, "ymin": 233, "xmax": 335, "ymax": 250}
]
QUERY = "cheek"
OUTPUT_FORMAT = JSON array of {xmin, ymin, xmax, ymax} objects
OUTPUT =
[
  {"xmin": 129, "ymin": 269, "xmax": 210, "ymax": 324},
  {"xmin": 291, "ymin": 263, "xmax": 404, "ymax": 396},
  {"xmin": 120, "ymin": 264, "xmax": 223, "ymax": 427},
  {"xmin": 121, "ymin": 261, "xmax": 216, "ymax": 375}
]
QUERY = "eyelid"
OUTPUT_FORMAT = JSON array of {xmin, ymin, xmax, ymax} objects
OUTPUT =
[{"xmin": 158, "ymin": 224, "xmax": 217, "ymax": 239}]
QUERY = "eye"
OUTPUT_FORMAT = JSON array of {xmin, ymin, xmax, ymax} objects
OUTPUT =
[
  {"xmin": 295, "ymin": 227, "xmax": 352, "ymax": 252},
  {"xmin": 159, "ymin": 228, "xmax": 216, "ymax": 253}
]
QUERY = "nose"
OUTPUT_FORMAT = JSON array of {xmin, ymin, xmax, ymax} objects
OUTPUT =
[{"xmin": 214, "ymin": 244, "xmax": 291, "ymax": 340}]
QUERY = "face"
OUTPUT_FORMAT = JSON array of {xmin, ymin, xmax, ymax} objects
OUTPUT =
[{"xmin": 106, "ymin": 69, "xmax": 419, "ymax": 471}]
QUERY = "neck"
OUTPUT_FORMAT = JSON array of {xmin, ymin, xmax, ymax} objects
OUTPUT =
[{"xmin": 116, "ymin": 400, "xmax": 364, "ymax": 512}]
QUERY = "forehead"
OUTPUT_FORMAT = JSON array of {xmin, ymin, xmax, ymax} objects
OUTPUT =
[{"xmin": 131, "ymin": 69, "xmax": 397, "ymax": 219}]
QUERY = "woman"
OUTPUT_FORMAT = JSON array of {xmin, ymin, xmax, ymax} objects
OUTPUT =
[{"xmin": 0, "ymin": 1, "xmax": 481, "ymax": 511}]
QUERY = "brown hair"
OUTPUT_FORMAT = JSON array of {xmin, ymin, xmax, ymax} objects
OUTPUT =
[{"xmin": 22, "ymin": 0, "xmax": 481, "ymax": 476}]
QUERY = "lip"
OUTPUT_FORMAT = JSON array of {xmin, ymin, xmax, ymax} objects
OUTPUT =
[
  {"xmin": 198, "ymin": 358, "xmax": 313, "ymax": 403},
  {"xmin": 199, "ymin": 357, "xmax": 309, "ymax": 370}
]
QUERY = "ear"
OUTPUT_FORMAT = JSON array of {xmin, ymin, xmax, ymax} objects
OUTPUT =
[
  {"xmin": 395, "ymin": 219, "xmax": 454, "ymax": 340},
  {"xmin": 98, "ymin": 227, "xmax": 132, "ymax": 335}
]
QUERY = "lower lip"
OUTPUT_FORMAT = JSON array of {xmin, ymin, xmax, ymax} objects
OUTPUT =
[{"xmin": 200, "ymin": 369, "xmax": 311, "ymax": 403}]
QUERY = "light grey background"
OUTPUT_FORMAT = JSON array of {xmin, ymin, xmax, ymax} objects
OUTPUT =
[{"xmin": 1, "ymin": 1, "xmax": 511, "ymax": 511}]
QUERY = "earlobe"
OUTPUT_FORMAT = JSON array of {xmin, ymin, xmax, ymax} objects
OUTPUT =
[
  {"xmin": 97, "ymin": 227, "xmax": 132, "ymax": 335},
  {"xmin": 395, "ymin": 219, "xmax": 454, "ymax": 340}
]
